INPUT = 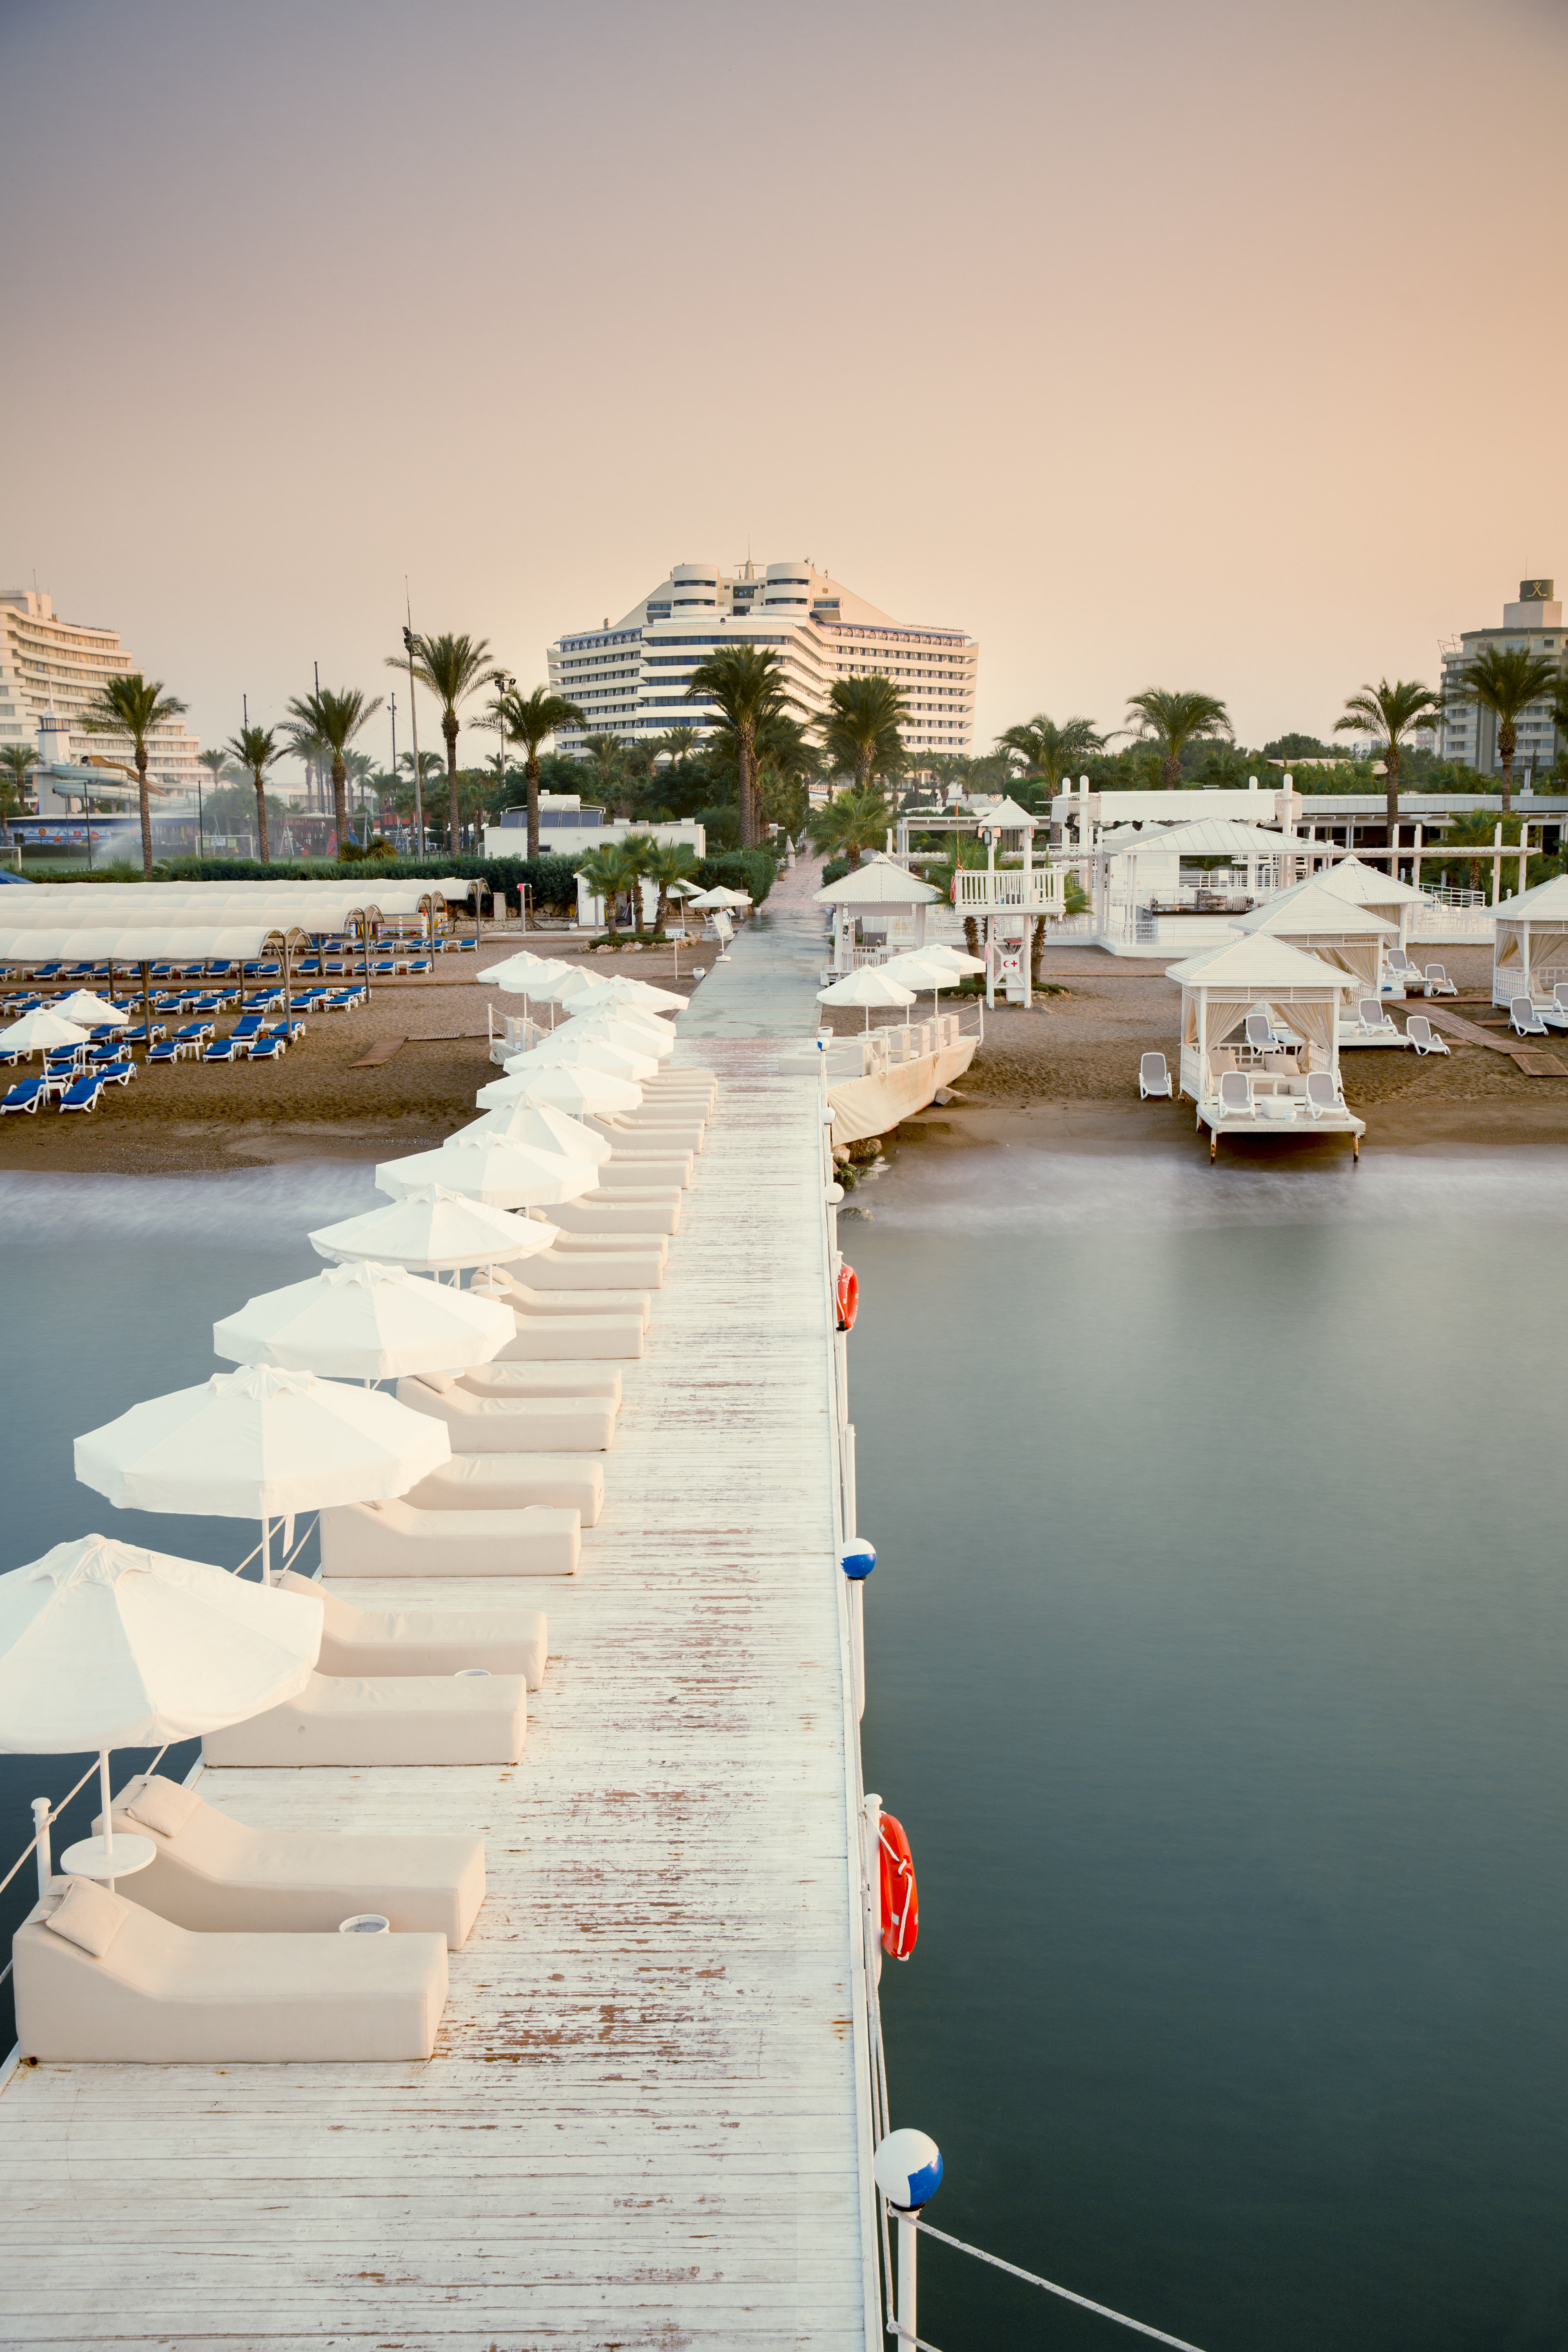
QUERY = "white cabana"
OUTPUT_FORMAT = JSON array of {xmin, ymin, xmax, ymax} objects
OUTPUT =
[
  {"xmin": 309, "ymin": 1184, "xmax": 559, "ymax": 1273},
  {"xmin": 813, "ymin": 856, "xmax": 940, "ymax": 975},
  {"xmin": 1166, "ymin": 933, "xmax": 1365, "ymax": 1156},
  {"xmin": 213, "ymin": 1260, "xmax": 514, "ymax": 1382},
  {"xmin": 1231, "ymin": 884, "xmax": 1398, "ymax": 997},
  {"xmin": 1307, "ymin": 855, "xmax": 1432, "ymax": 957},
  {"xmin": 1489, "ymin": 872, "xmax": 1568, "ymax": 1010}
]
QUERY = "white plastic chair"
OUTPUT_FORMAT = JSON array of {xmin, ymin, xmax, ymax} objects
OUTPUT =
[
  {"xmin": 1423, "ymin": 964, "xmax": 1457, "ymax": 997},
  {"xmin": 1304, "ymin": 1071, "xmax": 1343, "ymax": 1118},
  {"xmin": 1405, "ymin": 1015, "xmax": 1450, "ymax": 1057},
  {"xmin": 1243, "ymin": 1013, "xmax": 1283, "ymax": 1056},
  {"xmin": 1139, "ymin": 1052, "xmax": 1173, "ymax": 1100},
  {"xmin": 1217, "ymin": 1070, "xmax": 1253, "ymax": 1116},
  {"xmin": 1511, "ymin": 996, "xmax": 1549, "ymax": 1038},
  {"xmin": 1358, "ymin": 997, "xmax": 1398, "ymax": 1035},
  {"xmin": 1386, "ymin": 948, "xmax": 1417, "ymax": 986}
]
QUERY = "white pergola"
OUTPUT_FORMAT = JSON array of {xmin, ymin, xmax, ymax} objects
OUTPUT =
[
  {"xmin": 1230, "ymin": 882, "xmax": 1398, "ymax": 998},
  {"xmin": 814, "ymin": 858, "xmax": 940, "ymax": 976}
]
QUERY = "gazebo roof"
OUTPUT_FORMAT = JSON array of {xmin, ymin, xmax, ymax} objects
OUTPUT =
[
  {"xmin": 813, "ymin": 858, "xmax": 940, "ymax": 906},
  {"xmin": 1100, "ymin": 816, "xmax": 1293, "ymax": 859},
  {"xmin": 1488, "ymin": 873, "xmax": 1568, "ymax": 924},
  {"xmin": 964, "ymin": 795, "xmax": 1038, "ymax": 830},
  {"xmin": 1232, "ymin": 884, "xmax": 1396, "ymax": 939},
  {"xmin": 1165, "ymin": 934, "xmax": 1359, "ymax": 991},
  {"xmin": 1308, "ymin": 855, "xmax": 1428, "ymax": 909}
]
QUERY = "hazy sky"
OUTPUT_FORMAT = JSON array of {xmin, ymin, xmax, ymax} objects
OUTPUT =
[{"xmin": 4, "ymin": 0, "xmax": 1566, "ymax": 769}]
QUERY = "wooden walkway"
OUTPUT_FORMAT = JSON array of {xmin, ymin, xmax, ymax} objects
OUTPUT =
[
  {"xmin": 1418, "ymin": 1004, "xmax": 1568, "ymax": 1076},
  {"xmin": 0, "ymin": 1042, "xmax": 875, "ymax": 2349}
]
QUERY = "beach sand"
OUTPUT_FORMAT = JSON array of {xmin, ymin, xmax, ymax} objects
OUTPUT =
[
  {"xmin": 0, "ymin": 935, "xmax": 702, "ymax": 1177},
  {"xmin": 6, "ymin": 936, "xmax": 1563, "ymax": 1177}
]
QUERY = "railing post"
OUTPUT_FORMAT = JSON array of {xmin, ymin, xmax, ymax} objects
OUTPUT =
[{"xmin": 33, "ymin": 1797, "xmax": 52, "ymax": 1902}]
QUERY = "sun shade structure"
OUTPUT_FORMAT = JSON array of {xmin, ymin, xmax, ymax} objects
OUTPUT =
[
  {"xmin": 453, "ymin": 1098, "xmax": 611, "ymax": 1164},
  {"xmin": 374, "ymin": 1136, "xmax": 599, "ymax": 1209},
  {"xmin": 1097, "ymin": 815, "xmax": 1298, "ymax": 861},
  {"xmin": 816, "ymin": 969, "xmax": 917, "ymax": 1029},
  {"xmin": 1231, "ymin": 884, "xmax": 1398, "ymax": 995},
  {"xmin": 213, "ymin": 1260, "xmax": 514, "ymax": 1382},
  {"xmin": 558, "ymin": 1011, "xmax": 676, "ymax": 1061},
  {"xmin": 684, "ymin": 886, "xmax": 752, "ymax": 909},
  {"xmin": 503, "ymin": 1034, "xmax": 660, "ymax": 1082},
  {"xmin": 0, "ymin": 1535, "xmax": 322, "ymax": 1884},
  {"xmin": 309, "ymin": 1184, "xmax": 559, "ymax": 1272},
  {"xmin": 568, "ymin": 976, "xmax": 687, "ymax": 1014},
  {"xmin": 51, "ymin": 992, "xmax": 130, "ymax": 1029},
  {"xmin": 0, "ymin": 1007, "xmax": 91, "ymax": 1052},
  {"xmin": 1490, "ymin": 871, "xmax": 1568, "ymax": 1007},
  {"xmin": 479, "ymin": 953, "xmax": 577, "ymax": 995},
  {"xmin": 474, "ymin": 1063, "xmax": 643, "ymax": 1116}
]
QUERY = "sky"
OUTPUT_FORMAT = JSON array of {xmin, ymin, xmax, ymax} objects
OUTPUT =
[{"xmin": 4, "ymin": 0, "xmax": 1566, "ymax": 771}]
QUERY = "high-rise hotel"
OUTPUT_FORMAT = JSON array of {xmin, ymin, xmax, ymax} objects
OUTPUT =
[{"xmin": 546, "ymin": 557, "xmax": 978, "ymax": 766}]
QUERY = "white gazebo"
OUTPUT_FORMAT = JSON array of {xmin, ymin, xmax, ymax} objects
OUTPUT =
[
  {"xmin": 1490, "ymin": 872, "xmax": 1568, "ymax": 1011},
  {"xmin": 814, "ymin": 857, "xmax": 940, "ymax": 977},
  {"xmin": 1167, "ymin": 933, "xmax": 1365, "ymax": 1158},
  {"xmin": 1230, "ymin": 883, "xmax": 1398, "ymax": 1000},
  {"xmin": 1307, "ymin": 855, "xmax": 1432, "ymax": 959}
]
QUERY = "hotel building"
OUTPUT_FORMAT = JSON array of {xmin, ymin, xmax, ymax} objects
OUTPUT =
[
  {"xmin": 0, "ymin": 586, "xmax": 205, "ymax": 795},
  {"xmin": 546, "ymin": 557, "xmax": 978, "ymax": 768},
  {"xmin": 1440, "ymin": 578, "xmax": 1564, "ymax": 777}
]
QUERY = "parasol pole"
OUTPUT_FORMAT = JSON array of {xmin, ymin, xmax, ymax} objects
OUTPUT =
[{"xmin": 98, "ymin": 1749, "xmax": 115, "ymax": 1884}]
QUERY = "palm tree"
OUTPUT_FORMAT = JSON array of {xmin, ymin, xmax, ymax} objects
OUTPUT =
[
  {"xmin": 284, "ymin": 686, "xmax": 383, "ymax": 849},
  {"xmin": 1333, "ymin": 678, "xmax": 1444, "ymax": 861},
  {"xmin": 639, "ymin": 840, "xmax": 700, "ymax": 934},
  {"xmin": 1123, "ymin": 688, "xmax": 1232, "ymax": 789},
  {"xmin": 195, "ymin": 748, "xmax": 231, "ymax": 859},
  {"xmin": 385, "ymin": 631, "xmax": 491, "ymax": 856},
  {"xmin": 806, "ymin": 780, "xmax": 896, "ymax": 871},
  {"xmin": 0, "ymin": 742, "xmax": 39, "ymax": 842},
  {"xmin": 685, "ymin": 645, "xmax": 796, "ymax": 846},
  {"xmin": 651, "ymin": 724, "xmax": 702, "ymax": 772},
  {"xmin": 1447, "ymin": 644, "xmax": 1561, "ymax": 813},
  {"xmin": 223, "ymin": 724, "xmax": 285, "ymax": 863},
  {"xmin": 78, "ymin": 673, "xmax": 189, "ymax": 875},
  {"xmin": 579, "ymin": 732, "xmax": 633, "ymax": 818},
  {"xmin": 483, "ymin": 684, "xmax": 588, "ymax": 858},
  {"xmin": 577, "ymin": 843, "xmax": 639, "ymax": 942},
  {"xmin": 997, "ymin": 713, "xmax": 1106, "ymax": 793},
  {"xmin": 820, "ymin": 675, "xmax": 910, "ymax": 796}
]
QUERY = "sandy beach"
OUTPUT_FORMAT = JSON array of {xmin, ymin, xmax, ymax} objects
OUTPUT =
[{"xmin": 5, "ymin": 934, "xmax": 1563, "ymax": 1177}]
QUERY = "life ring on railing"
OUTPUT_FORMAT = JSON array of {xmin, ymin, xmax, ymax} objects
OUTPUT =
[
  {"xmin": 879, "ymin": 1813, "xmax": 919, "ymax": 1960},
  {"xmin": 836, "ymin": 1264, "xmax": 859, "ymax": 1332}
]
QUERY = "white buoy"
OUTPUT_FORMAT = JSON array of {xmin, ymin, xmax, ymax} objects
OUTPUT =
[{"xmin": 873, "ymin": 2130, "xmax": 942, "ymax": 2347}]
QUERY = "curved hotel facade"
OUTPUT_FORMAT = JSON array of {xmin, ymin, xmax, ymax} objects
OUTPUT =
[{"xmin": 546, "ymin": 557, "xmax": 978, "ymax": 765}]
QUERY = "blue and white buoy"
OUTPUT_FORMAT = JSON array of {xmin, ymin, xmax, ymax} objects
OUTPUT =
[
  {"xmin": 873, "ymin": 2128, "xmax": 942, "ymax": 2212},
  {"xmin": 841, "ymin": 1538, "xmax": 877, "ymax": 1581}
]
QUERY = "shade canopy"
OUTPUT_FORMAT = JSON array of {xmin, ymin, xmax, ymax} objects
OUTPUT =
[
  {"xmin": 375, "ymin": 1135, "xmax": 598, "ymax": 1209},
  {"xmin": 685, "ymin": 886, "xmax": 751, "ymax": 909},
  {"xmin": 75, "ymin": 1364, "xmax": 451, "ymax": 1518},
  {"xmin": 504, "ymin": 1034, "xmax": 660, "ymax": 1082},
  {"xmin": 52, "ymin": 991, "xmax": 131, "ymax": 1029},
  {"xmin": 568, "ymin": 975, "xmax": 686, "ymax": 1013},
  {"xmin": 474, "ymin": 1063, "xmax": 642, "ymax": 1115},
  {"xmin": 0, "ymin": 1535, "xmax": 322, "ymax": 1755},
  {"xmin": 558, "ymin": 1010, "xmax": 676, "ymax": 1061},
  {"xmin": 814, "ymin": 860, "xmax": 940, "ymax": 906},
  {"xmin": 0, "ymin": 1007, "xmax": 91, "ymax": 1050},
  {"xmin": 1310, "ymin": 854, "xmax": 1430, "ymax": 911},
  {"xmin": 454, "ymin": 1098, "xmax": 611, "ymax": 1164},
  {"xmin": 817, "ymin": 969, "xmax": 918, "ymax": 1008},
  {"xmin": 309, "ymin": 1184, "xmax": 558, "ymax": 1272},
  {"xmin": 213, "ymin": 1260, "xmax": 514, "ymax": 1381},
  {"xmin": 1098, "ymin": 816, "xmax": 1296, "ymax": 860},
  {"xmin": 479, "ymin": 953, "xmax": 577, "ymax": 995},
  {"xmin": 878, "ymin": 951, "xmax": 965, "ymax": 987}
]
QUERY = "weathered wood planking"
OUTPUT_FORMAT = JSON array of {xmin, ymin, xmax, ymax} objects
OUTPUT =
[{"xmin": 0, "ymin": 1040, "xmax": 874, "ymax": 2350}]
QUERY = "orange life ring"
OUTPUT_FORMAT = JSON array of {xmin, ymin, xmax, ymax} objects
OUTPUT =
[
  {"xmin": 879, "ymin": 1813, "xmax": 919, "ymax": 1960},
  {"xmin": 836, "ymin": 1265, "xmax": 859, "ymax": 1332}
]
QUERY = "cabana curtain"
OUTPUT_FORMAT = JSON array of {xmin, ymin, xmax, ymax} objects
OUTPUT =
[
  {"xmin": 1276, "ymin": 997, "xmax": 1336, "ymax": 1056},
  {"xmin": 1279, "ymin": 933, "xmax": 1379, "ymax": 990},
  {"xmin": 1185, "ymin": 994, "xmax": 1259, "ymax": 1049}
]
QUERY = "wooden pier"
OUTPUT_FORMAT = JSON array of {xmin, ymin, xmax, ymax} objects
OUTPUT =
[{"xmin": 0, "ymin": 1041, "xmax": 876, "ymax": 2348}]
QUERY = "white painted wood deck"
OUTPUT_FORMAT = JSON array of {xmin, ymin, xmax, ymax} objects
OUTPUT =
[{"xmin": 0, "ymin": 1042, "xmax": 875, "ymax": 2350}]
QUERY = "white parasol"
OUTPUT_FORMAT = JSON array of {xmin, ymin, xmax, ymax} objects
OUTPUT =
[
  {"xmin": 816, "ymin": 969, "xmax": 918, "ymax": 1031},
  {"xmin": 452, "ymin": 1097, "xmax": 610, "ymax": 1164},
  {"xmin": 474, "ymin": 1062, "xmax": 643, "ymax": 1116},
  {"xmin": 52, "ymin": 991, "xmax": 130, "ymax": 1029},
  {"xmin": 213, "ymin": 1259, "xmax": 514, "ymax": 1382},
  {"xmin": 503, "ymin": 1034, "xmax": 660, "ymax": 1082},
  {"xmin": 375, "ymin": 1134, "xmax": 598, "ymax": 1209},
  {"xmin": 568, "ymin": 975, "xmax": 686, "ymax": 1014},
  {"xmin": 0, "ymin": 1007, "xmax": 91, "ymax": 1054},
  {"xmin": 309, "ymin": 1183, "xmax": 559, "ymax": 1273},
  {"xmin": 559, "ymin": 1009, "xmax": 677, "ymax": 1060},
  {"xmin": 0, "ymin": 1535, "xmax": 323, "ymax": 1887}
]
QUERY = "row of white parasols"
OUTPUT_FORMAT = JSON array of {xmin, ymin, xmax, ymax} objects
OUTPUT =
[
  {"xmin": 816, "ymin": 942, "xmax": 986, "ymax": 1028},
  {"xmin": 0, "ymin": 962, "xmax": 691, "ymax": 1884}
]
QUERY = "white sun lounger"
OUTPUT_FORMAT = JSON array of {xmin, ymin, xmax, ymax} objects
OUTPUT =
[
  {"xmin": 525, "ymin": 1245, "xmax": 664, "ymax": 1291},
  {"xmin": 321, "ymin": 1493, "xmax": 585, "ymax": 1569},
  {"xmin": 276, "ymin": 1569, "xmax": 548, "ymax": 1684},
  {"xmin": 548, "ymin": 1230, "xmax": 668, "ymax": 1266},
  {"xmin": 494, "ymin": 1307, "xmax": 644, "ymax": 1361},
  {"xmin": 491, "ymin": 1273, "xmax": 651, "ymax": 1329},
  {"xmin": 1243, "ymin": 1013, "xmax": 1285, "ymax": 1056},
  {"xmin": 395, "ymin": 1374, "xmax": 618, "ymax": 1453},
  {"xmin": 1304, "ymin": 1071, "xmax": 1345, "ymax": 1117},
  {"xmin": 96, "ymin": 1772, "xmax": 486, "ymax": 1944},
  {"xmin": 1217, "ymin": 1069, "xmax": 1254, "ymax": 1116},
  {"xmin": 594, "ymin": 1154, "xmax": 693, "ymax": 1188},
  {"xmin": 1139, "ymin": 1053, "xmax": 1173, "ymax": 1100},
  {"xmin": 459, "ymin": 1361, "xmax": 621, "ymax": 1403},
  {"xmin": 405, "ymin": 1454, "xmax": 606, "ymax": 1521},
  {"xmin": 1511, "ymin": 995, "xmax": 1549, "ymax": 1038},
  {"xmin": 13, "ymin": 1885, "xmax": 448, "ymax": 2061},
  {"xmin": 203, "ymin": 1670, "xmax": 526, "ymax": 1766},
  {"xmin": 1405, "ymin": 1014, "xmax": 1450, "ymax": 1056},
  {"xmin": 552, "ymin": 1194, "xmax": 683, "ymax": 1237}
]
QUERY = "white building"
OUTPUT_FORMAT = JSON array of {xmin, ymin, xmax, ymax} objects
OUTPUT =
[
  {"xmin": 1440, "ymin": 578, "xmax": 1564, "ymax": 777},
  {"xmin": 546, "ymin": 557, "xmax": 978, "ymax": 770},
  {"xmin": 482, "ymin": 793, "xmax": 704, "ymax": 862},
  {"xmin": 0, "ymin": 587, "xmax": 205, "ymax": 796}
]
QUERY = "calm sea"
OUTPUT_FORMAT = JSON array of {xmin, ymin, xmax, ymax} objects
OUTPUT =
[{"xmin": 850, "ymin": 1140, "xmax": 1568, "ymax": 2352}]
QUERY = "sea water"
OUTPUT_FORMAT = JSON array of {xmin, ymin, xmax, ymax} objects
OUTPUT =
[{"xmin": 851, "ymin": 1143, "xmax": 1568, "ymax": 2352}]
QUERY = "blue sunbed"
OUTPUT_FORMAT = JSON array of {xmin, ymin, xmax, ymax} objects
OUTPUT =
[
  {"xmin": 247, "ymin": 1036, "xmax": 286, "ymax": 1062},
  {"xmin": 58, "ymin": 1075, "xmax": 104, "ymax": 1113},
  {"xmin": 0, "ymin": 1078, "xmax": 43, "ymax": 1115}
]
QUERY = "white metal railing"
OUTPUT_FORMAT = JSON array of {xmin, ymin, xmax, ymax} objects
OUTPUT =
[
  {"xmin": 954, "ymin": 868, "xmax": 1065, "ymax": 913},
  {"xmin": 1421, "ymin": 884, "xmax": 1491, "ymax": 909}
]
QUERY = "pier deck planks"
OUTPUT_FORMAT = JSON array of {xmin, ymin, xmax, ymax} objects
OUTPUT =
[{"xmin": 0, "ymin": 1042, "xmax": 871, "ymax": 2350}]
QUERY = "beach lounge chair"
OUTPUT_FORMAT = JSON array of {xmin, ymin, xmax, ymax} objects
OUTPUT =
[
  {"xmin": 1405, "ymin": 1014, "xmax": 1450, "ymax": 1057},
  {"xmin": 203, "ymin": 1668, "xmax": 527, "ymax": 1767},
  {"xmin": 1243, "ymin": 1012, "xmax": 1285, "ymax": 1056},
  {"xmin": 491, "ymin": 1305, "xmax": 645, "ymax": 1361},
  {"xmin": 0, "ymin": 1078, "xmax": 43, "ymax": 1115},
  {"xmin": 1510, "ymin": 995, "xmax": 1548, "ymax": 1038},
  {"xmin": 58, "ymin": 1075, "xmax": 104, "ymax": 1114},
  {"xmin": 203, "ymin": 1038, "xmax": 238, "ymax": 1063},
  {"xmin": 552, "ymin": 1193, "xmax": 683, "ymax": 1238},
  {"xmin": 403, "ymin": 1453, "xmax": 605, "ymax": 1524},
  {"xmin": 459, "ymin": 1361, "xmax": 621, "ymax": 1405},
  {"xmin": 394, "ymin": 1372, "xmax": 618, "ymax": 1454},
  {"xmin": 247, "ymin": 1036, "xmax": 286, "ymax": 1062},
  {"xmin": 268, "ymin": 1018, "xmax": 307, "ymax": 1041},
  {"xmin": 1304, "ymin": 1071, "xmax": 1345, "ymax": 1117},
  {"xmin": 1552, "ymin": 984, "xmax": 1568, "ymax": 1028},
  {"xmin": 12, "ymin": 1881, "xmax": 447, "ymax": 2062},
  {"xmin": 1385, "ymin": 947, "xmax": 1419, "ymax": 988},
  {"xmin": 147, "ymin": 1038, "xmax": 191, "ymax": 1065},
  {"xmin": 97, "ymin": 1772, "xmax": 486, "ymax": 1944},
  {"xmin": 118, "ymin": 1023, "xmax": 167, "ymax": 1047},
  {"xmin": 1139, "ymin": 1052, "xmax": 1173, "ymax": 1100},
  {"xmin": 0, "ymin": 1048, "xmax": 28, "ymax": 1070},
  {"xmin": 275, "ymin": 1572, "xmax": 550, "ymax": 1682},
  {"xmin": 95, "ymin": 1061, "xmax": 136, "ymax": 1087},
  {"xmin": 230, "ymin": 1014, "xmax": 266, "ymax": 1043},
  {"xmin": 174, "ymin": 1021, "xmax": 214, "ymax": 1045},
  {"xmin": 485, "ymin": 1269, "xmax": 652, "ymax": 1327},
  {"xmin": 1217, "ymin": 1069, "xmax": 1254, "ymax": 1117}
]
